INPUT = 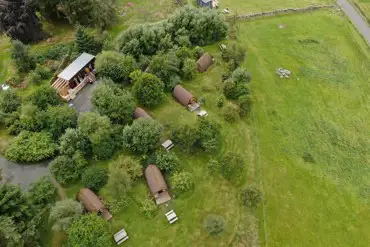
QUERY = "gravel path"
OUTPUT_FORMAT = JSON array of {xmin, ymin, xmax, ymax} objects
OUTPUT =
[{"xmin": 337, "ymin": 0, "xmax": 370, "ymax": 45}]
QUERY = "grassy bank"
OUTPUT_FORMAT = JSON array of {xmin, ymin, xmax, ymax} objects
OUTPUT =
[{"xmin": 241, "ymin": 9, "xmax": 370, "ymax": 246}]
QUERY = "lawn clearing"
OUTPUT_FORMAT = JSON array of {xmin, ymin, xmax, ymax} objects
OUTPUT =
[{"xmin": 240, "ymin": 9, "xmax": 370, "ymax": 246}]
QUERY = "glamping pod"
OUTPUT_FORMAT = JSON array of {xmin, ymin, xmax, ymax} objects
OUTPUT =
[
  {"xmin": 172, "ymin": 85, "xmax": 197, "ymax": 106},
  {"xmin": 196, "ymin": 53, "xmax": 214, "ymax": 72},
  {"xmin": 134, "ymin": 107, "xmax": 152, "ymax": 120},
  {"xmin": 145, "ymin": 165, "xmax": 171, "ymax": 205},
  {"xmin": 77, "ymin": 188, "xmax": 112, "ymax": 221}
]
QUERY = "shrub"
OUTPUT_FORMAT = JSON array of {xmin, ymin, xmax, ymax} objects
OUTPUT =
[
  {"xmin": 204, "ymin": 215, "xmax": 225, "ymax": 236},
  {"xmin": 222, "ymin": 103, "xmax": 240, "ymax": 123},
  {"xmin": 207, "ymin": 159, "xmax": 220, "ymax": 174},
  {"xmin": 122, "ymin": 119, "xmax": 162, "ymax": 154},
  {"xmin": 42, "ymin": 105, "xmax": 78, "ymax": 139},
  {"xmin": 26, "ymin": 70, "xmax": 42, "ymax": 85},
  {"xmin": 197, "ymin": 119, "xmax": 221, "ymax": 152},
  {"xmin": 59, "ymin": 128, "xmax": 92, "ymax": 157},
  {"xmin": 238, "ymin": 95, "xmax": 252, "ymax": 117},
  {"xmin": 170, "ymin": 124, "xmax": 197, "ymax": 153},
  {"xmin": 171, "ymin": 171, "xmax": 193, "ymax": 193},
  {"xmin": 5, "ymin": 131, "xmax": 57, "ymax": 163},
  {"xmin": 50, "ymin": 156, "xmax": 79, "ymax": 185},
  {"xmin": 72, "ymin": 151, "xmax": 89, "ymax": 174},
  {"xmin": 216, "ymin": 95, "xmax": 225, "ymax": 108},
  {"xmin": 193, "ymin": 46, "xmax": 204, "ymax": 59},
  {"xmin": 219, "ymin": 152, "xmax": 245, "ymax": 181},
  {"xmin": 140, "ymin": 198, "xmax": 157, "ymax": 218},
  {"xmin": 0, "ymin": 89, "xmax": 21, "ymax": 113},
  {"xmin": 95, "ymin": 51, "xmax": 136, "ymax": 83},
  {"xmin": 81, "ymin": 167, "xmax": 108, "ymax": 192},
  {"xmin": 92, "ymin": 80, "xmax": 135, "ymax": 124},
  {"xmin": 44, "ymin": 43, "xmax": 72, "ymax": 60},
  {"xmin": 49, "ymin": 199, "xmax": 83, "ymax": 232},
  {"xmin": 232, "ymin": 67, "xmax": 251, "ymax": 84},
  {"xmin": 132, "ymin": 72, "xmax": 165, "ymax": 107},
  {"xmin": 155, "ymin": 151, "xmax": 180, "ymax": 174},
  {"xmin": 221, "ymin": 43, "xmax": 246, "ymax": 69},
  {"xmin": 11, "ymin": 40, "xmax": 36, "ymax": 73},
  {"xmin": 28, "ymin": 176, "xmax": 56, "ymax": 208},
  {"xmin": 28, "ymin": 86, "xmax": 61, "ymax": 110},
  {"xmin": 182, "ymin": 58, "xmax": 197, "ymax": 80},
  {"xmin": 241, "ymin": 186, "xmax": 263, "ymax": 208}
]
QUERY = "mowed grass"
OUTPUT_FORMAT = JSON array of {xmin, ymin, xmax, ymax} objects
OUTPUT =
[
  {"xmin": 239, "ymin": 9, "xmax": 370, "ymax": 246},
  {"xmin": 220, "ymin": 0, "xmax": 334, "ymax": 14}
]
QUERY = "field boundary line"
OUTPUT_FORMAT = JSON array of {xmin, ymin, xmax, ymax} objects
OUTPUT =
[
  {"xmin": 232, "ymin": 4, "xmax": 336, "ymax": 21},
  {"xmin": 251, "ymin": 107, "xmax": 268, "ymax": 247}
]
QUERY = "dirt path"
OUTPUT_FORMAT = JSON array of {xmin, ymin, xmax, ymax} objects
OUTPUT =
[{"xmin": 337, "ymin": 0, "xmax": 370, "ymax": 44}]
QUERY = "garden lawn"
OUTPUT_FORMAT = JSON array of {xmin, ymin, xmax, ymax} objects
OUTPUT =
[
  {"xmin": 240, "ymin": 9, "xmax": 370, "ymax": 247},
  {"xmin": 219, "ymin": 0, "xmax": 334, "ymax": 14}
]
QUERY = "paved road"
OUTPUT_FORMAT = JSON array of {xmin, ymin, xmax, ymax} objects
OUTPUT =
[{"xmin": 337, "ymin": 0, "xmax": 370, "ymax": 45}]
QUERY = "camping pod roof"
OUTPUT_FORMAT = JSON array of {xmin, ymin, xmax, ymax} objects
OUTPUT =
[
  {"xmin": 196, "ymin": 53, "xmax": 213, "ymax": 72},
  {"xmin": 172, "ymin": 85, "xmax": 194, "ymax": 106},
  {"xmin": 145, "ymin": 165, "xmax": 168, "ymax": 196},
  {"xmin": 77, "ymin": 188, "xmax": 111, "ymax": 220},
  {"xmin": 134, "ymin": 107, "xmax": 152, "ymax": 119},
  {"xmin": 58, "ymin": 53, "xmax": 95, "ymax": 81}
]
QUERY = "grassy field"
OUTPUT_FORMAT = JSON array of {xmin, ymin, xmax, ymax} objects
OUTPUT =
[
  {"xmin": 240, "ymin": 9, "xmax": 370, "ymax": 246},
  {"xmin": 351, "ymin": 0, "xmax": 370, "ymax": 22}
]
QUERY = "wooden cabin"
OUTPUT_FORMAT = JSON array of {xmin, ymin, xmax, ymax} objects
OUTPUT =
[
  {"xmin": 172, "ymin": 85, "xmax": 199, "ymax": 111},
  {"xmin": 134, "ymin": 107, "xmax": 152, "ymax": 120},
  {"xmin": 77, "ymin": 188, "xmax": 112, "ymax": 221},
  {"xmin": 196, "ymin": 53, "xmax": 214, "ymax": 72},
  {"xmin": 145, "ymin": 165, "xmax": 171, "ymax": 205},
  {"xmin": 52, "ymin": 53, "xmax": 96, "ymax": 101}
]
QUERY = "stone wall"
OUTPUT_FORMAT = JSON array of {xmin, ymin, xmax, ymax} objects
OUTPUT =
[{"xmin": 235, "ymin": 5, "xmax": 336, "ymax": 20}]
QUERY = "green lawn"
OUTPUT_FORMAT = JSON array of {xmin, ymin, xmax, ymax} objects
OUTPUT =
[
  {"xmin": 219, "ymin": 0, "xmax": 334, "ymax": 14},
  {"xmin": 240, "ymin": 9, "xmax": 370, "ymax": 246}
]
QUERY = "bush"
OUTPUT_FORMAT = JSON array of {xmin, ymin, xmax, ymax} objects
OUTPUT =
[
  {"xmin": 133, "ymin": 72, "xmax": 165, "ymax": 107},
  {"xmin": 207, "ymin": 159, "xmax": 220, "ymax": 174},
  {"xmin": 92, "ymin": 80, "xmax": 135, "ymax": 124},
  {"xmin": 95, "ymin": 51, "xmax": 137, "ymax": 83},
  {"xmin": 238, "ymin": 95, "xmax": 252, "ymax": 117},
  {"xmin": 28, "ymin": 86, "xmax": 61, "ymax": 110},
  {"xmin": 5, "ymin": 131, "xmax": 57, "ymax": 163},
  {"xmin": 170, "ymin": 124, "xmax": 197, "ymax": 153},
  {"xmin": 122, "ymin": 119, "xmax": 162, "ymax": 154},
  {"xmin": 171, "ymin": 171, "xmax": 193, "ymax": 193},
  {"xmin": 42, "ymin": 105, "xmax": 78, "ymax": 139},
  {"xmin": 204, "ymin": 215, "xmax": 225, "ymax": 236},
  {"xmin": 44, "ymin": 43, "xmax": 72, "ymax": 60},
  {"xmin": 59, "ymin": 128, "xmax": 92, "ymax": 157},
  {"xmin": 182, "ymin": 58, "xmax": 197, "ymax": 80},
  {"xmin": 11, "ymin": 40, "xmax": 36, "ymax": 73},
  {"xmin": 221, "ymin": 43, "xmax": 246, "ymax": 69},
  {"xmin": 193, "ymin": 46, "xmax": 204, "ymax": 59},
  {"xmin": 232, "ymin": 67, "xmax": 251, "ymax": 84},
  {"xmin": 82, "ymin": 167, "xmax": 108, "ymax": 192},
  {"xmin": 49, "ymin": 199, "xmax": 83, "ymax": 232},
  {"xmin": 241, "ymin": 186, "xmax": 263, "ymax": 208},
  {"xmin": 216, "ymin": 95, "xmax": 225, "ymax": 108},
  {"xmin": 140, "ymin": 198, "xmax": 157, "ymax": 218},
  {"xmin": 155, "ymin": 151, "xmax": 180, "ymax": 174},
  {"xmin": 219, "ymin": 152, "xmax": 245, "ymax": 181},
  {"xmin": 28, "ymin": 176, "xmax": 56, "ymax": 208},
  {"xmin": 0, "ymin": 89, "xmax": 21, "ymax": 113},
  {"xmin": 50, "ymin": 156, "xmax": 80, "ymax": 185},
  {"xmin": 26, "ymin": 70, "xmax": 42, "ymax": 85},
  {"xmin": 222, "ymin": 103, "xmax": 240, "ymax": 123},
  {"xmin": 197, "ymin": 119, "xmax": 221, "ymax": 152}
]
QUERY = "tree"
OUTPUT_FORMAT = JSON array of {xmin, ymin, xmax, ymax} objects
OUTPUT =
[
  {"xmin": 171, "ymin": 171, "xmax": 193, "ymax": 193},
  {"xmin": 5, "ymin": 131, "xmax": 57, "ymax": 163},
  {"xmin": 0, "ymin": 89, "xmax": 21, "ymax": 113},
  {"xmin": 139, "ymin": 198, "xmax": 157, "ymax": 218},
  {"xmin": 149, "ymin": 52, "xmax": 180, "ymax": 90},
  {"xmin": 182, "ymin": 58, "xmax": 197, "ymax": 80},
  {"xmin": 204, "ymin": 215, "xmax": 225, "ymax": 236},
  {"xmin": 92, "ymin": 81, "xmax": 135, "ymax": 124},
  {"xmin": 219, "ymin": 152, "xmax": 245, "ymax": 181},
  {"xmin": 28, "ymin": 86, "xmax": 61, "ymax": 110},
  {"xmin": 197, "ymin": 119, "xmax": 221, "ymax": 152},
  {"xmin": 28, "ymin": 177, "xmax": 56, "ymax": 209},
  {"xmin": 170, "ymin": 124, "xmax": 197, "ymax": 153},
  {"xmin": 107, "ymin": 156, "xmax": 142, "ymax": 198},
  {"xmin": 241, "ymin": 186, "xmax": 263, "ymax": 208},
  {"xmin": 75, "ymin": 25, "xmax": 102, "ymax": 55},
  {"xmin": 238, "ymin": 95, "xmax": 252, "ymax": 117},
  {"xmin": 49, "ymin": 199, "xmax": 83, "ymax": 232},
  {"xmin": 132, "ymin": 73, "xmax": 164, "ymax": 107},
  {"xmin": 42, "ymin": 105, "xmax": 78, "ymax": 139},
  {"xmin": 0, "ymin": 0, "xmax": 43, "ymax": 43},
  {"xmin": 11, "ymin": 40, "xmax": 36, "ymax": 73},
  {"xmin": 0, "ymin": 216, "xmax": 22, "ymax": 247},
  {"xmin": 65, "ymin": 213, "xmax": 111, "ymax": 247},
  {"xmin": 221, "ymin": 43, "xmax": 246, "ymax": 70},
  {"xmin": 91, "ymin": 0, "xmax": 118, "ymax": 30},
  {"xmin": 78, "ymin": 112, "xmax": 112, "ymax": 145},
  {"xmin": 81, "ymin": 166, "xmax": 108, "ymax": 192},
  {"xmin": 59, "ymin": 128, "xmax": 92, "ymax": 157},
  {"xmin": 122, "ymin": 119, "xmax": 162, "ymax": 153},
  {"xmin": 222, "ymin": 103, "xmax": 240, "ymax": 123},
  {"xmin": 155, "ymin": 151, "xmax": 180, "ymax": 174},
  {"xmin": 95, "ymin": 51, "xmax": 137, "ymax": 83},
  {"xmin": 232, "ymin": 67, "xmax": 251, "ymax": 84},
  {"xmin": 36, "ymin": 0, "xmax": 62, "ymax": 21},
  {"xmin": 50, "ymin": 156, "xmax": 82, "ymax": 185}
]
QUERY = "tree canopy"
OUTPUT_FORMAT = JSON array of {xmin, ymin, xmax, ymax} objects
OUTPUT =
[
  {"xmin": 49, "ymin": 199, "xmax": 83, "ymax": 232},
  {"xmin": 132, "ymin": 72, "xmax": 165, "ymax": 107}
]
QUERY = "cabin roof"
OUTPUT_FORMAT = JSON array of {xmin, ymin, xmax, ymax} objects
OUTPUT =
[
  {"xmin": 58, "ymin": 53, "xmax": 95, "ymax": 81},
  {"xmin": 196, "ymin": 53, "xmax": 213, "ymax": 72},
  {"xmin": 134, "ymin": 107, "xmax": 152, "ymax": 120},
  {"xmin": 145, "ymin": 165, "xmax": 168, "ymax": 196},
  {"xmin": 172, "ymin": 85, "xmax": 193, "ymax": 106}
]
